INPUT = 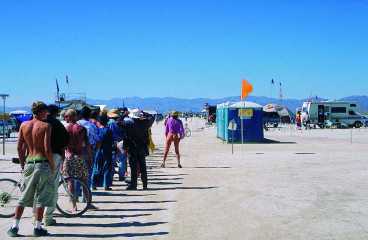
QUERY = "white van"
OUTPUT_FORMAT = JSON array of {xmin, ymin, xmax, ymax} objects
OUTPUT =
[{"xmin": 301, "ymin": 101, "xmax": 368, "ymax": 128}]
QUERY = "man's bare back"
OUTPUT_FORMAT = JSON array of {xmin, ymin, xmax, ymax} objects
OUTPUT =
[
  {"xmin": 7, "ymin": 101, "xmax": 56, "ymax": 237},
  {"xmin": 18, "ymin": 119, "xmax": 55, "ymax": 172}
]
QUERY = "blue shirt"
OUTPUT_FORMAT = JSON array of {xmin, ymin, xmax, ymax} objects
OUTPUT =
[
  {"xmin": 77, "ymin": 119, "xmax": 101, "ymax": 146},
  {"xmin": 108, "ymin": 119, "xmax": 123, "ymax": 142}
]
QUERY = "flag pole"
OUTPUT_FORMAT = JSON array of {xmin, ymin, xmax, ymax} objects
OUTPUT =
[
  {"xmin": 271, "ymin": 78, "xmax": 275, "ymax": 100},
  {"xmin": 241, "ymin": 99, "xmax": 244, "ymax": 144},
  {"xmin": 241, "ymin": 79, "xmax": 253, "ymax": 145},
  {"xmin": 56, "ymin": 78, "xmax": 60, "ymax": 108},
  {"xmin": 66, "ymin": 75, "xmax": 70, "ymax": 100},
  {"xmin": 240, "ymin": 82, "xmax": 244, "ymax": 145}
]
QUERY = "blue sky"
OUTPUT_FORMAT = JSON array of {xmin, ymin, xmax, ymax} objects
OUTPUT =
[{"xmin": 1, "ymin": 0, "xmax": 367, "ymax": 106}]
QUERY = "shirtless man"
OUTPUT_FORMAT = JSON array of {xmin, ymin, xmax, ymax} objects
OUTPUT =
[{"xmin": 7, "ymin": 101, "xmax": 55, "ymax": 237}]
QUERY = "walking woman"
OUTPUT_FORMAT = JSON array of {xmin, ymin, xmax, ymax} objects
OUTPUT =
[
  {"xmin": 161, "ymin": 111, "xmax": 185, "ymax": 168},
  {"xmin": 92, "ymin": 114, "xmax": 113, "ymax": 190}
]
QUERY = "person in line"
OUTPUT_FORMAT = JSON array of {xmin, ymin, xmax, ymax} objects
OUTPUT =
[
  {"xmin": 63, "ymin": 109, "xmax": 90, "ymax": 212},
  {"xmin": 60, "ymin": 109, "xmax": 68, "ymax": 127},
  {"xmin": 123, "ymin": 110, "xmax": 154, "ymax": 190},
  {"xmin": 107, "ymin": 109, "xmax": 125, "ymax": 181},
  {"xmin": 92, "ymin": 114, "xmax": 113, "ymax": 190},
  {"xmin": 296, "ymin": 111, "xmax": 302, "ymax": 130},
  {"xmin": 90, "ymin": 109, "xmax": 103, "ymax": 128},
  {"xmin": 42, "ymin": 105, "xmax": 69, "ymax": 226},
  {"xmin": 7, "ymin": 102, "xmax": 55, "ymax": 237},
  {"xmin": 117, "ymin": 107, "xmax": 131, "ymax": 180},
  {"xmin": 161, "ymin": 111, "xmax": 185, "ymax": 168},
  {"xmin": 77, "ymin": 106, "xmax": 100, "ymax": 208},
  {"xmin": 148, "ymin": 128, "xmax": 155, "ymax": 153}
]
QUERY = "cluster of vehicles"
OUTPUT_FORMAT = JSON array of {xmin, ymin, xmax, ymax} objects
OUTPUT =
[
  {"xmin": 0, "ymin": 111, "xmax": 32, "ymax": 138},
  {"xmin": 262, "ymin": 100, "xmax": 368, "ymax": 129}
]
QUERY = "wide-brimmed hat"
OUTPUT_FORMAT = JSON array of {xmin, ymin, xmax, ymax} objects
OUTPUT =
[{"xmin": 107, "ymin": 109, "xmax": 120, "ymax": 118}]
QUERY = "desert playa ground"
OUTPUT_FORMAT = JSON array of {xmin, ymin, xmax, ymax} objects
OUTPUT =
[{"xmin": 1, "ymin": 118, "xmax": 368, "ymax": 240}]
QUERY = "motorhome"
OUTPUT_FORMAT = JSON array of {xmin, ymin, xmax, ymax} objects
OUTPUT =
[{"xmin": 301, "ymin": 101, "xmax": 368, "ymax": 128}]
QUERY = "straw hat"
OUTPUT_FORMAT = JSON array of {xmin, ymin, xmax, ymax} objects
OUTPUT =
[
  {"xmin": 107, "ymin": 109, "xmax": 120, "ymax": 118},
  {"xmin": 171, "ymin": 111, "xmax": 179, "ymax": 117}
]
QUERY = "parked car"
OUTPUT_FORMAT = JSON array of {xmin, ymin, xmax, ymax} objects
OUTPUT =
[
  {"xmin": 7, "ymin": 118, "xmax": 17, "ymax": 131},
  {"xmin": 0, "ymin": 121, "xmax": 12, "ymax": 138},
  {"xmin": 263, "ymin": 111, "xmax": 280, "ymax": 128}
]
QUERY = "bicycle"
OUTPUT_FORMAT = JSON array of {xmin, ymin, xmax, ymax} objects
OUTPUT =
[
  {"xmin": 184, "ymin": 123, "xmax": 191, "ymax": 137},
  {"xmin": 0, "ymin": 171, "xmax": 91, "ymax": 218},
  {"xmin": 0, "ymin": 178, "xmax": 22, "ymax": 218},
  {"xmin": 56, "ymin": 174, "xmax": 91, "ymax": 217}
]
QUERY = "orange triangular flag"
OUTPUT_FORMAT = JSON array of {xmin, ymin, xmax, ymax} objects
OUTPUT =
[{"xmin": 241, "ymin": 79, "xmax": 253, "ymax": 99}]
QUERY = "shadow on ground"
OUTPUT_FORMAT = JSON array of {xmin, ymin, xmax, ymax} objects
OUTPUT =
[
  {"xmin": 147, "ymin": 186, "xmax": 218, "ymax": 191},
  {"xmin": 56, "ymin": 221, "xmax": 168, "ymax": 228},
  {"xmin": 49, "ymin": 231, "xmax": 169, "ymax": 238},
  {"xmin": 261, "ymin": 138, "xmax": 297, "ymax": 144},
  {"xmin": 93, "ymin": 200, "xmax": 177, "ymax": 204},
  {"xmin": 76, "ymin": 213, "xmax": 153, "ymax": 219}
]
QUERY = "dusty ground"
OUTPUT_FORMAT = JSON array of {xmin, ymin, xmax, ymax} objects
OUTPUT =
[{"xmin": 1, "ymin": 118, "xmax": 368, "ymax": 240}]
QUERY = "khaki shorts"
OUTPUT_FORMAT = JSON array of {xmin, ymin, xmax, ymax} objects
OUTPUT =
[{"xmin": 18, "ymin": 161, "xmax": 55, "ymax": 208}]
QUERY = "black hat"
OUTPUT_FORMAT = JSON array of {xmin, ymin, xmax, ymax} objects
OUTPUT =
[
  {"xmin": 47, "ymin": 104, "xmax": 59, "ymax": 116},
  {"xmin": 80, "ymin": 106, "xmax": 91, "ymax": 119}
]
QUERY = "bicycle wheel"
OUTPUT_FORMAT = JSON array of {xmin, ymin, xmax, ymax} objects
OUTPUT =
[
  {"xmin": 56, "ymin": 177, "xmax": 91, "ymax": 217},
  {"xmin": 0, "ymin": 178, "xmax": 21, "ymax": 218},
  {"xmin": 185, "ymin": 128, "xmax": 191, "ymax": 137}
]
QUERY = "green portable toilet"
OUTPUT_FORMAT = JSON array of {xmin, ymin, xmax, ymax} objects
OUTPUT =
[{"xmin": 216, "ymin": 102, "xmax": 233, "ymax": 140}]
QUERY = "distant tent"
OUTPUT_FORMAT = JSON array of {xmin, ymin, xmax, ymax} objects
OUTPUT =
[
  {"xmin": 263, "ymin": 104, "xmax": 294, "ymax": 123},
  {"xmin": 144, "ymin": 110, "xmax": 158, "ymax": 115},
  {"xmin": 61, "ymin": 101, "xmax": 100, "ymax": 112},
  {"xmin": 94, "ymin": 105, "xmax": 108, "ymax": 112}
]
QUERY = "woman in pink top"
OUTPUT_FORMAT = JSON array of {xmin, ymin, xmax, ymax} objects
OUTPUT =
[{"xmin": 161, "ymin": 111, "xmax": 185, "ymax": 168}]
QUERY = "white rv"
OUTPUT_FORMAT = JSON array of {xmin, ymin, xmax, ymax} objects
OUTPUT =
[{"xmin": 301, "ymin": 101, "xmax": 368, "ymax": 128}]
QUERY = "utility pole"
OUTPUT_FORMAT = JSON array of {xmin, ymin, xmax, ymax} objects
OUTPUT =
[{"xmin": 0, "ymin": 94, "xmax": 9, "ymax": 155}]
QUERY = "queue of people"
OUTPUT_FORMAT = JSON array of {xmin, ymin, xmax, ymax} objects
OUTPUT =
[{"xmin": 7, "ymin": 102, "xmax": 159, "ymax": 237}]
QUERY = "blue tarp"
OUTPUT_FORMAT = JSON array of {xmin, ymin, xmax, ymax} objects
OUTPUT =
[{"xmin": 14, "ymin": 114, "xmax": 33, "ymax": 123}]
